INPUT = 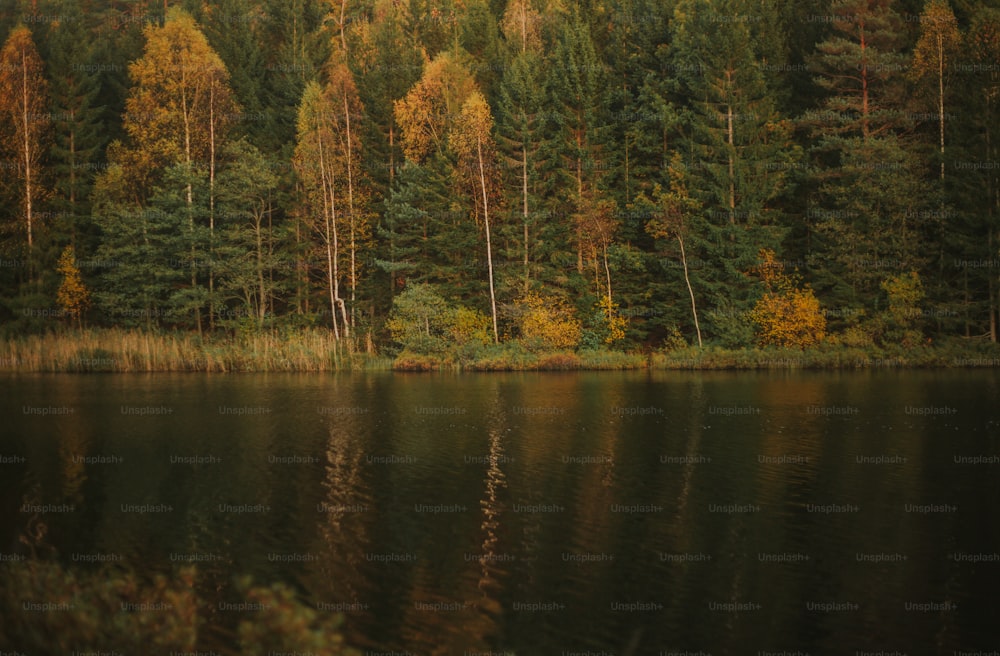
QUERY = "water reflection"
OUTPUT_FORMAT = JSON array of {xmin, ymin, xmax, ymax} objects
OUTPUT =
[{"xmin": 0, "ymin": 371, "xmax": 997, "ymax": 654}]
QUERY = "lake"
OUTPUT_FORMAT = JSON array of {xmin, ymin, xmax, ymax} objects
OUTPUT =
[{"xmin": 2, "ymin": 370, "xmax": 999, "ymax": 654}]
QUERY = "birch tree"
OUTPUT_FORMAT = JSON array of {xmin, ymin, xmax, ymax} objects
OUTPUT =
[
  {"xmin": 912, "ymin": 0, "xmax": 961, "ymax": 181},
  {"xmin": 451, "ymin": 90, "xmax": 501, "ymax": 343},
  {"xmin": 0, "ymin": 26, "xmax": 49, "ymax": 262}
]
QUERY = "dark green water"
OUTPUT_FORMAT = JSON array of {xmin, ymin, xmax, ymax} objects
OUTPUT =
[{"xmin": 2, "ymin": 370, "xmax": 999, "ymax": 654}]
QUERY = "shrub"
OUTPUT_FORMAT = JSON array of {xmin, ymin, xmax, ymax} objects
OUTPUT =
[
  {"xmin": 880, "ymin": 271, "xmax": 926, "ymax": 346},
  {"xmin": 514, "ymin": 291, "xmax": 582, "ymax": 351},
  {"xmin": 748, "ymin": 249, "xmax": 826, "ymax": 348},
  {"xmin": 447, "ymin": 306, "xmax": 492, "ymax": 347},
  {"xmin": 385, "ymin": 283, "xmax": 453, "ymax": 354},
  {"xmin": 236, "ymin": 577, "xmax": 360, "ymax": 656},
  {"xmin": 593, "ymin": 295, "xmax": 627, "ymax": 345},
  {"xmin": 391, "ymin": 352, "xmax": 442, "ymax": 371},
  {"xmin": 0, "ymin": 562, "xmax": 199, "ymax": 652}
]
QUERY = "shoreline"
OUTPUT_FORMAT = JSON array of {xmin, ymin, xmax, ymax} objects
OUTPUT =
[{"xmin": 1, "ymin": 329, "xmax": 999, "ymax": 373}]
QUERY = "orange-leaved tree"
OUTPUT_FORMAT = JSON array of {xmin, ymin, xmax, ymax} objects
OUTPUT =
[
  {"xmin": 0, "ymin": 25, "xmax": 50, "ymax": 263},
  {"xmin": 393, "ymin": 50, "xmax": 477, "ymax": 164}
]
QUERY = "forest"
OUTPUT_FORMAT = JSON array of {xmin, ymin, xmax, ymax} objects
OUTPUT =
[{"xmin": 1, "ymin": 0, "xmax": 1000, "ymax": 367}]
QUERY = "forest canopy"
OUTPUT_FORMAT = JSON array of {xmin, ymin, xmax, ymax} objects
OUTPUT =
[{"xmin": 1, "ymin": 0, "xmax": 999, "ymax": 354}]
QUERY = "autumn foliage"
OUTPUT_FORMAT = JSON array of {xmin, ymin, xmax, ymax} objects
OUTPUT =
[
  {"xmin": 748, "ymin": 249, "xmax": 826, "ymax": 348},
  {"xmin": 56, "ymin": 245, "xmax": 90, "ymax": 325},
  {"xmin": 515, "ymin": 291, "xmax": 582, "ymax": 351}
]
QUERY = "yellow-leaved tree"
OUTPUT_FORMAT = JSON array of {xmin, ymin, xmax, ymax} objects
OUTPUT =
[
  {"xmin": 293, "ymin": 55, "xmax": 370, "ymax": 342},
  {"xmin": 748, "ymin": 249, "xmax": 826, "ymax": 348},
  {"xmin": 393, "ymin": 51, "xmax": 477, "ymax": 164},
  {"xmin": 56, "ymin": 245, "xmax": 90, "ymax": 327},
  {"xmin": 451, "ymin": 90, "xmax": 502, "ymax": 343},
  {"xmin": 104, "ymin": 7, "xmax": 238, "ymax": 333}
]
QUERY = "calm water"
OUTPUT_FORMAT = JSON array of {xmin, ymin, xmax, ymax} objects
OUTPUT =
[{"xmin": 1, "ymin": 370, "xmax": 999, "ymax": 654}]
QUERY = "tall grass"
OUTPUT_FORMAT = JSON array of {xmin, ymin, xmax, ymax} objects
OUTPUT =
[
  {"xmin": 0, "ymin": 328, "xmax": 392, "ymax": 373},
  {"xmin": 4, "ymin": 330, "xmax": 997, "ymax": 374},
  {"xmin": 651, "ymin": 340, "xmax": 1000, "ymax": 370}
]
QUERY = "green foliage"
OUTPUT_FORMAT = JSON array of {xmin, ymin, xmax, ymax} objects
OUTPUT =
[
  {"xmin": 4, "ymin": 0, "xmax": 1000, "ymax": 350},
  {"xmin": 705, "ymin": 301, "xmax": 756, "ymax": 349},
  {"xmin": 0, "ymin": 560, "xmax": 359, "ymax": 654},
  {"xmin": 881, "ymin": 271, "xmax": 926, "ymax": 346},
  {"xmin": 386, "ymin": 283, "xmax": 454, "ymax": 353},
  {"xmin": 236, "ymin": 577, "xmax": 361, "ymax": 656},
  {"xmin": 0, "ymin": 562, "xmax": 200, "ymax": 652}
]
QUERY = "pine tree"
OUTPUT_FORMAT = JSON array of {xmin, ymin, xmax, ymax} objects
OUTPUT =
[
  {"xmin": 92, "ymin": 166, "xmax": 189, "ymax": 329},
  {"xmin": 496, "ymin": 46, "xmax": 546, "ymax": 292},
  {"xmin": 215, "ymin": 138, "xmax": 280, "ymax": 330},
  {"xmin": 670, "ymin": 0, "xmax": 796, "ymax": 340},
  {"xmin": 805, "ymin": 0, "xmax": 928, "ymax": 314},
  {"xmin": 44, "ymin": 6, "xmax": 106, "ymax": 245},
  {"xmin": 200, "ymin": 0, "xmax": 269, "ymax": 148},
  {"xmin": 258, "ymin": 0, "xmax": 331, "ymax": 153},
  {"xmin": 544, "ymin": 7, "xmax": 615, "ymax": 307},
  {"xmin": 948, "ymin": 8, "xmax": 1000, "ymax": 339},
  {"xmin": 350, "ymin": 0, "xmax": 424, "ymax": 191}
]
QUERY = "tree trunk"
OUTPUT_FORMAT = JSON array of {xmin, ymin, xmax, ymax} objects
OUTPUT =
[
  {"xmin": 209, "ymin": 80, "xmax": 217, "ymax": 330},
  {"xmin": 344, "ymin": 93, "xmax": 356, "ymax": 333},
  {"xmin": 478, "ymin": 138, "xmax": 499, "ymax": 343},
  {"xmin": 21, "ymin": 48, "xmax": 33, "ymax": 254},
  {"xmin": 938, "ymin": 32, "xmax": 945, "ymax": 181},
  {"xmin": 602, "ymin": 240, "xmax": 612, "ymax": 305},
  {"xmin": 316, "ymin": 124, "xmax": 340, "ymax": 340},
  {"xmin": 522, "ymin": 142, "xmax": 529, "ymax": 293},
  {"xmin": 256, "ymin": 207, "xmax": 266, "ymax": 330},
  {"xmin": 678, "ymin": 233, "xmax": 702, "ymax": 348},
  {"xmin": 725, "ymin": 73, "xmax": 735, "ymax": 228},
  {"xmin": 860, "ymin": 27, "xmax": 870, "ymax": 140},
  {"xmin": 339, "ymin": 0, "xmax": 348, "ymax": 53},
  {"xmin": 181, "ymin": 80, "xmax": 202, "ymax": 336}
]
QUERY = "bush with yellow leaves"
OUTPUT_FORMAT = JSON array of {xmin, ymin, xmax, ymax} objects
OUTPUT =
[
  {"xmin": 747, "ymin": 249, "xmax": 826, "ymax": 348},
  {"xmin": 514, "ymin": 291, "xmax": 582, "ymax": 351}
]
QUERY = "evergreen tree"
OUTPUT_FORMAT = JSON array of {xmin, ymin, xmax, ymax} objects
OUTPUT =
[
  {"xmin": 544, "ymin": 8, "xmax": 612, "ymax": 296},
  {"xmin": 200, "ymin": 0, "xmax": 269, "ymax": 148},
  {"xmin": 45, "ymin": 7, "xmax": 106, "ymax": 244},
  {"xmin": 497, "ymin": 49, "xmax": 547, "ymax": 293},
  {"xmin": 258, "ymin": 0, "xmax": 331, "ymax": 154},
  {"xmin": 215, "ymin": 138, "xmax": 281, "ymax": 330},
  {"xmin": 350, "ymin": 0, "xmax": 424, "ymax": 191},
  {"xmin": 804, "ymin": 0, "xmax": 929, "ymax": 316},
  {"xmin": 670, "ymin": 0, "xmax": 796, "ymax": 341}
]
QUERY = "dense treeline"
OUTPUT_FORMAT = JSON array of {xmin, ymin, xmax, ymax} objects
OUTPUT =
[{"xmin": 1, "ymin": 0, "xmax": 999, "ymax": 355}]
